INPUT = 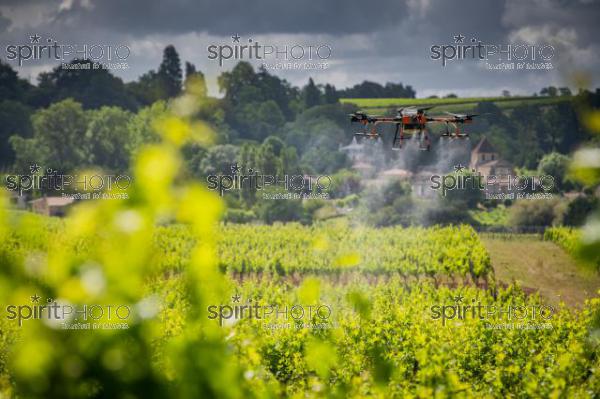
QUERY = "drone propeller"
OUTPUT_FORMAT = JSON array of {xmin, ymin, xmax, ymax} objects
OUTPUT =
[
  {"xmin": 444, "ymin": 111, "xmax": 479, "ymax": 119},
  {"xmin": 399, "ymin": 105, "xmax": 435, "ymax": 114},
  {"xmin": 349, "ymin": 112, "xmax": 367, "ymax": 122},
  {"xmin": 349, "ymin": 112, "xmax": 386, "ymax": 123}
]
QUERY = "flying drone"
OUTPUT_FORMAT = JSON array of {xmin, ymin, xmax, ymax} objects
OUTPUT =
[{"xmin": 349, "ymin": 106, "xmax": 478, "ymax": 151}]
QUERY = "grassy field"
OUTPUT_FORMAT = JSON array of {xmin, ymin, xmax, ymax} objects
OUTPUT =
[
  {"xmin": 480, "ymin": 233, "xmax": 600, "ymax": 307},
  {"xmin": 340, "ymin": 95, "xmax": 573, "ymax": 114}
]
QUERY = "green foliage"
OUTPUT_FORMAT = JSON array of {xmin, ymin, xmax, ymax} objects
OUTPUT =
[
  {"xmin": 508, "ymin": 199, "xmax": 564, "ymax": 227},
  {"xmin": 0, "ymin": 85, "xmax": 253, "ymax": 398},
  {"xmin": 127, "ymin": 101, "xmax": 168, "ymax": 152},
  {"xmin": 323, "ymin": 84, "xmax": 339, "ymax": 104},
  {"xmin": 544, "ymin": 227, "xmax": 581, "ymax": 255},
  {"xmin": 219, "ymin": 62, "xmax": 297, "ymax": 138},
  {"xmin": 212, "ymin": 223, "xmax": 491, "ymax": 277},
  {"xmin": 357, "ymin": 178, "xmax": 480, "ymax": 227},
  {"xmin": 302, "ymin": 78, "xmax": 321, "ymax": 109},
  {"xmin": 570, "ymin": 107, "xmax": 600, "ymax": 269},
  {"xmin": 284, "ymin": 115, "xmax": 349, "ymax": 174},
  {"xmin": 0, "ymin": 100, "xmax": 32, "ymax": 168},
  {"xmin": 9, "ymin": 99, "xmax": 156, "ymax": 173},
  {"xmin": 470, "ymin": 206, "xmax": 509, "ymax": 227},
  {"xmin": 128, "ymin": 46, "xmax": 183, "ymax": 105},
  {"xmin": 538, "ymin": 152, "xmax": 571, "ymax": 191},
  {"xmin": 198, "ymin": 144, "xmax": 239, "ymax": 176},
  {"xmin": 223, "ymin": 208, "xmax": 256, "ymax": 224},
  {"xmin": 563, "ymin": 195, "xmax": 598, "ymax": 226},
  {"xmin": 158, "ymin": 45, "xmax": 183, "ymax": 98},
  {"xmin": 255, "ymin": 192, "xmax": 305, "ymax": 225},
  {"xmin": 358, "ymin": 179, "xmax": 414, "ymax": 227},
  {"xmin": 0, "ymin": 60, "xmax": 33, "ymax": 103},
  {"xmin": 234, "ymin": 100, "xmax": 285, "ymax": 141},
  {"xmin": 11, "ymin": 99, "xmax": 89, "ymax": 172},
  {"xmin": 328, "ymin": 169, "xmax": 362, "ymax": 199},
  {"xmin": 3, "ymin": 191, "xmax": 600, "ymax": 397},
  {"xmin": 442, "ymin": 170, "xmax": 484, "ymax": 208},
  {"xmin": 337, "ymin": 81, "xmax": 415, "ymax": 98},
  {"xmin": 35, "ymin": 60, "xmax": 138, "ymax": 110},
  {"xmin": 84, "ymin": 106, "xmax": 134, "ymax": 171}
]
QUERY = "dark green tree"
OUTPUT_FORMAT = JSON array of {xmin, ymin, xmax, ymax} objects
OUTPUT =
[
  {"xmin": 199, "ymin": 144, "xmax": 239, "ymax": 175},
  {"xmin": 537, "ymin": 152, "xmax": 571, "ymax": 192},
  {"xmin": 302, "ymin": 78, "xmax": 322, "ymax": 109},
  {"xmin": 184, "ymin": 62, "xmax": 206, "ymax": 95},
  {"xmin": 256, "ymin": 190, "xmax": 304, "ymax": 224},
  {"xmin": 323, "ymin": 84, "xmax": 339, "ymax": 104},
  {"xmin": 158, "ymin": 45, "xmax": 183, "ymax": 98},
  {"xmin": 0, "ymin": 100, "xmax": 33, "ymax": 168},
  {"xmin": 218, "ymin": 62, "xmax": 258, "ymax": 106},
  {"xmin": 237, "ymin": 143, "xmax": 259, "ymax": 206},
  {"xmin": 0, "ymin": 60, "xmax": 32, "ymax": 102},
  {"xmin": 258, "ymin": 138, "xmax": 282, "ymax": 175},
  {"xmin": 34, "ymin": 59, "xmax": 138, "ymax": 110},
  {"xmin": 559, "ymin": 87, "xmax": 572, "ymax": 96},
  {"xmin": 563, "ymin": 195, "xmax": 598, "ymax": 226},
  {"xmin": 84, "ymin": 106, "xmax": 134, "ymax": 171},
  {"xmin": 10, "ymin": 99, "xmax": 88, "ymax": 172},
  {"xmin": 540, "ymin": 86, "xmax": 558, "ymax": 96}
]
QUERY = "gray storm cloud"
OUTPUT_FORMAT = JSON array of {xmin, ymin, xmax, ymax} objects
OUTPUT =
[{"xmin": 0, "ymin": 0, "xmax": 598, "ymax": 95}]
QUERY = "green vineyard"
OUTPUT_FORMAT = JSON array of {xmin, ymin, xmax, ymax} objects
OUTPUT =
[
  {"xmin": 153, "ymin": 223, "xmax": 491, "ymax": 278},
  {"xmin": 544, "ymin": 227, "xmax": 581, "ymax": 256},
  {"xmin": 1, "ymin": 209, "xmax": 599, "ymax": 398}
]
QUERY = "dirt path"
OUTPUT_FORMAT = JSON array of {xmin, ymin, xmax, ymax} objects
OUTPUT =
[{"xmin": 480, "ymin": 234, "xmax": 600, "ymax": 307}]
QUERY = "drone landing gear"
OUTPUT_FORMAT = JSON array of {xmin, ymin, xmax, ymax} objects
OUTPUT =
[
  {"xmin": 443, "ymin": 123, "xmax": 469, "ymax": 140},
  {"xmin": 354, "ymin": 132, "xmax": 381, "ymax": 143},
  {"xmin": 418, "ymin": 128, "xmax": 431, "ymax": 151},
  {"xmin": 392, "ymin": 124, "xmax": 404, "ymax": 150}
]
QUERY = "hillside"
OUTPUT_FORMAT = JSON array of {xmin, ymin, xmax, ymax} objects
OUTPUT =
[{"xmin": 340, "ymin": 95, "xmax": 573, "ymax": 113}]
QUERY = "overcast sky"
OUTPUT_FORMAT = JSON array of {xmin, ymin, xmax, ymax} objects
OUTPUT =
[{"xmin": 0, "ymin": 0, "xmax": 599, "ymax": 97}]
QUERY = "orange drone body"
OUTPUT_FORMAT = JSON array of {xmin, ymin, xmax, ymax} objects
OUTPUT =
[{"xmin": 349, "ymin": 106, "xmax": 477, "ymax": 151}]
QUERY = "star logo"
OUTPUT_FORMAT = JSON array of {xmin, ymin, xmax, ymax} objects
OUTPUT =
[
  {"xmin": 231, "ymin": 163, "xmax": 241, "ymax": 174},
  {"xmin": 453, "ymin": 294, "xmax": 464, "ymax": 303},
  {"xmin": 30, "ymin": 294, "xmax": 40, "ymax": 303},
  {"xmin": 232, "ymin": 293, "xmax": 241, "ymax": 303},
  {"xmin": 454, "ymin": 164, "xmax": 465, "ymax": 173},
  {"xmin": 231, "ymin": 34, "xmax": 241, "ymax": 43},
  {"xmin": 29, "ymin": 163, "xmax": 41, "ymax": 174},
  {"xmin": 30, "ymin": 34, "xmax": 41, "ymax": 44},
  {"xmin": 454, "ymin": 34, "xmax": 465, "ymax": 44}
]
